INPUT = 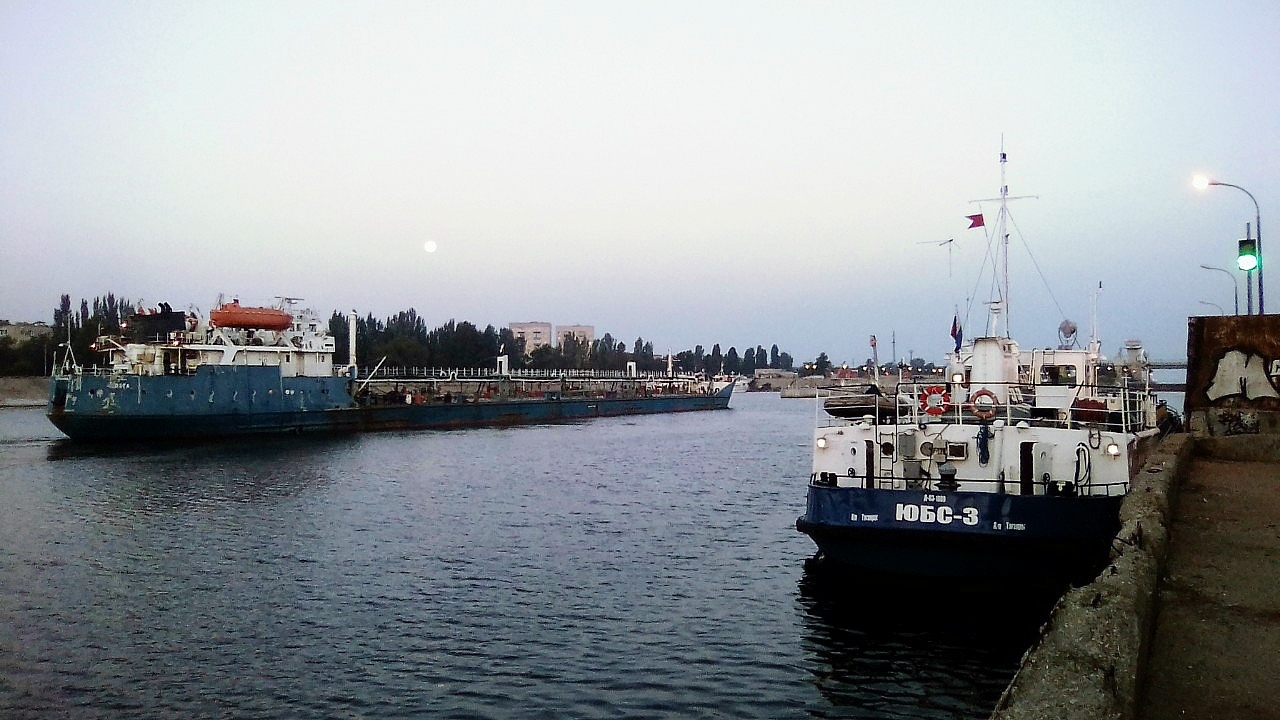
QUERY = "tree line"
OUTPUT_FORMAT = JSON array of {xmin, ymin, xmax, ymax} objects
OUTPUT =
[
  {"xmin": 0, "ymin": 294, "xmax": 134, "ymax": 376},
  {"xmin": 327, "ymin": 310, "xmax": 795, "ymax": 374},
  {"xmin": 0, "ymin": 294, "xmax": 797, "ymax": 376}
]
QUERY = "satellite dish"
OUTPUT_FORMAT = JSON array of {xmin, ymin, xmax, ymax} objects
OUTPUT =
[{"xmin": 1058, "ymin": 320, "xmax": 1079, "ymax": 348}]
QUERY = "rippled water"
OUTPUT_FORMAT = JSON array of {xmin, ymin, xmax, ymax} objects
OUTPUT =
[{"xmin": 1, "ymin": 394, "xmax": 1043, "ymax": 719}]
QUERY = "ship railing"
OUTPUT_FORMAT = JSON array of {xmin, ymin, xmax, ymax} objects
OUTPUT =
[
  {"xmin": 355, "ymin": 366, "xmax": 707, "ymax": 382},
  {"xmin": 816, "ymin": 379, "xmax": 1155, "ymax": 432},
  {"xmin": 809, "ymin": 470, "xmax": 1130, "ymax": 497},
  {"xmin": 60, "ymin": 365, "xmax": 112, "ymax": 377}
]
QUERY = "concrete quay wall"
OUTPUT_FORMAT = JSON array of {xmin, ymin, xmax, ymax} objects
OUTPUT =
[{"xmin": 990, "ymin": 433, "xmax": 1193, "ymax": 720}]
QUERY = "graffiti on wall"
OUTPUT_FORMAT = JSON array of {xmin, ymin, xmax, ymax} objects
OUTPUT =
[
  {"xmin": 1186, "ymin": 315, "xmax": 1280, "ymax": 413},
  {"xmin": 1205, "ymin": 350, "xmax": 1280, "ymax": 402}
]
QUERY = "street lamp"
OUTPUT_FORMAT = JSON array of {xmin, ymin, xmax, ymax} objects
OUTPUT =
[
  {"xmin": 1194, "ymin": 174, "xmax": 1264, "ymax": 313},
  {"xmin": 1198, "ymin": 300, "xmax": 1225, "ymax": 316},
  {"xmin": 1199, "ymin": 264, "xmax": 1240, "ymax": 315}
]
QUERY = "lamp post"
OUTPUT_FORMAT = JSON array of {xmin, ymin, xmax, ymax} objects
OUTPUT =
[
  {"xmin": 1199, "ymin": 264, "xmax": 1240, "ymax": 315},
  {"xmin": 1198, "ymin": 300, "xmax": 1226, "ymax": 316},
  {"xmin": 1194, "ymin": 175, "xmax": 1264, "ymax": 313}
]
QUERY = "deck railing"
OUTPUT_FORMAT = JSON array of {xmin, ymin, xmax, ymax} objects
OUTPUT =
[
  {"xmin": 809, "ymin": 469, "xmax": 1130, "ymax": 497},
  {"xmin": 356, "ymin": 366, "xmax": 709, "ymax": 382},
  {"xmin": 818, "ymin": 379, "xmax": 1155, "ymax": 432}
]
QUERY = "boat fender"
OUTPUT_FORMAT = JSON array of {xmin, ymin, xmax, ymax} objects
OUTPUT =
[
  {"xmin": 918, "ymin": 385, "xmax": 951, "ymax": 416},
  {"xmin": 1073, "ymin": 443, "xmax": 1092, "ymax": 486},
  {"xmin": 969, "ymin": 389, "xmax": 999, "ymax": 420},
  {"xmin": 976, "ymin": 423, "xmax": 991, "ymax": 465}
]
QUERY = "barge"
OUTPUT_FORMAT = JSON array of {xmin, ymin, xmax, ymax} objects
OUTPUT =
[{"xmin": 47, "ymin": 300, "xmax": 733, "ymax": 442}]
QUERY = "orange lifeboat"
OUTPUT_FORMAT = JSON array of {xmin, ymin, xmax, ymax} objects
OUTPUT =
[{"xmin": 209, "ymin": 300, "xmax": 293, "ymax": 331}]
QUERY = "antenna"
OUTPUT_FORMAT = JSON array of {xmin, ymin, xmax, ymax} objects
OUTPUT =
[{"xmin": 917, "ymin": 237, "xmax": 957, "ymax": 279}]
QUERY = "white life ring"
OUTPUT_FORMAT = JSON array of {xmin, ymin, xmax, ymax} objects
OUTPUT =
[
  {"xmin": 969, "ymin": 388, "xmax": 999, "ymax": 420},
  {"xmin": 918, "ymin": 385, "xmax": 951, "ymax": 416}
]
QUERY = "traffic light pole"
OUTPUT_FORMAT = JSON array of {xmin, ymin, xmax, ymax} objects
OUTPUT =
[
  {"xmin": 1216, "ymin": 182, "xmax": 1264, "ymax": 314},
  {"xmin": 1239, "ymin": 223, "xmax": 1261, "ymax": 314}
]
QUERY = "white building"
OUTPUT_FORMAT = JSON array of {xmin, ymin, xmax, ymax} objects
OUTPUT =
[
  {"xmin": 0, "ymin": 321, "xmax": 53, "ymax": 341},
  {"xmin": 556, "ymin": 324, "xmax": 595, "ymax": 348},
  {"xmin": 509, "ymin": 322, "xmax": 553, "ymax": 351}
]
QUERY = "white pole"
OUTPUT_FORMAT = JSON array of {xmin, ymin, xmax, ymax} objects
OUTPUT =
[{"xmin": 348, "ymin": 310, "xmax": 358, "ymax": 372}]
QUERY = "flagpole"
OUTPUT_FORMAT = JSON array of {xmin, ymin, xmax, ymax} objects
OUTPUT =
[{"xmin": 870, "ymin": 335, "xmax": 879, "ymax": 388}]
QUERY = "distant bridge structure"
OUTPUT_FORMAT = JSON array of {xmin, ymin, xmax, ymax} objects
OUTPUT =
[{"xmin": 1147, "ymin": 360, "xmax": 1187, "ymax": 370}]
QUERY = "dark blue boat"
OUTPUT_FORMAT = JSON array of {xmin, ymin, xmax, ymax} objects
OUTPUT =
[{"xmin": 797, "ymin": 484, "xmax": 1125, "ymax": 582}]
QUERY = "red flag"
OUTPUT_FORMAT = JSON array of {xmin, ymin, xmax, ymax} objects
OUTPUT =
[{"xmin": 966, "ymin": 213, "xmax": 985, "ymax": 229}]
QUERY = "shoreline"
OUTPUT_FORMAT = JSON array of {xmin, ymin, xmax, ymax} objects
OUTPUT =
[{"xmin": 0, "ymin": 376, "xmax": 47, "ymax": 407}]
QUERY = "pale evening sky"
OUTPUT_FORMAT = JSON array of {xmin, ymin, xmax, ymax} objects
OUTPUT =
[{"xmin": 2, "ymin": 1, "xmax": 1277, "ymax": 366}]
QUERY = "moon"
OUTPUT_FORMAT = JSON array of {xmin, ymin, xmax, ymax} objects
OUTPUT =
[{"xmin": 423, "ymin": 240, "xmax": 438, "ymax": 253}]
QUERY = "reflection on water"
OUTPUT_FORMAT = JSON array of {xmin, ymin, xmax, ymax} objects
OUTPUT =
[
  {"xmin": 1, "ymin": 397, "xmax": 1048, "ymax": 719},
  {"xmin": 796, "ymin": 564, "xmax": 1052, "ymax": 719}
]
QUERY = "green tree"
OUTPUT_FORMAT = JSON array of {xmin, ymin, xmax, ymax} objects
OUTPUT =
[
  {"xmin": 724, "ymin": 346, "xmax": 740, "ymax": 375},
  {"xmin": 707, "ymin": 344, "xmax": 723, "ymax": 375},
  {"xmin": 526, "ymin": 344, "xmax": 562, "ymax": 370}
]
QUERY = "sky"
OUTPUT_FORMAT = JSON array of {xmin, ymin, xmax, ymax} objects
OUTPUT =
[{"xmin": 2, "ymin": 1, "xmax": 1277, "ymax": 367}]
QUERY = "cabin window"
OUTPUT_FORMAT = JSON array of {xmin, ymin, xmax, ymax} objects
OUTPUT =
[{"xmin": 1040, "ymin": 365, "xmax": 1078, "ymax": 387}]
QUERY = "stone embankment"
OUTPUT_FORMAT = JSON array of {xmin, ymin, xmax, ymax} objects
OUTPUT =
[
  {"xmin": 991, "ymin": 433, "xmax": 1280, "ymax": 719},
  {"xmin": 0, "ymin": 376, "xmax": 47, "ymax": 407}
]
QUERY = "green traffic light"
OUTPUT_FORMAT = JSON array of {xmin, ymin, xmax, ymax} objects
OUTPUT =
[{"xmin": 1239, "ymin": 238, "xmax": 1259, "ymax": 272}]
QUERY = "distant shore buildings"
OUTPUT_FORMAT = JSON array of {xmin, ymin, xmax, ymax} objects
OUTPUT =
[
  {"xmin": 0, "ymin": 320, "xmax": 53, "ymax": 342},
  {"xmin": 509, "ymin": 322, "xmax": 595, "ymax": 351}
]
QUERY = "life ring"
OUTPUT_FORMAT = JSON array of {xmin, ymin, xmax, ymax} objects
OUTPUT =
[
  {"xmin": 969, "ymin": 388, "xmax": 999, "ymax": 420},
  {"xmin": 918, "ymin": 385, "xmax": 951, "ymax": 416}
]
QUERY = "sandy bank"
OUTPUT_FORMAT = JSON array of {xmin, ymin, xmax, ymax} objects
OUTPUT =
[{"xmin": 0, "ymin": 376, "xmax": 48, "ymax": 407}]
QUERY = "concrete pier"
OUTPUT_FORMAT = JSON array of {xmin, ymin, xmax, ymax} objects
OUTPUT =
[
  {"xmin": 1139, "ymin": 436, "xmax": 1280, "ymax": 719},
  {"xmin": 993, "ymin": 315, "xmax": 1280, "ymax": 719},
  {"xmin": 988, "ymin": 435, "xmax": 1189, "ymax": 720},
  {"xmin": 989, "ymin": 434, "xmax": 1280, "ymax": 719}
]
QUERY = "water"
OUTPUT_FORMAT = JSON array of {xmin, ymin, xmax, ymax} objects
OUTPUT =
[{"xmin": 1, "ymin": 394, "xmax": 1043, "ymax": 719}]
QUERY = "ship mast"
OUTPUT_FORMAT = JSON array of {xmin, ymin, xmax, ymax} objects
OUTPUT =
[{"xmin": 970, "ymin": 141, "xmax": 1037, "ymax": 338}]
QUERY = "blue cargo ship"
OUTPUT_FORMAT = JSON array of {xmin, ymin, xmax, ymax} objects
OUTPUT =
[{"xmin": 47, "ymin": 300, "xmax": 733, "ymax": 442}]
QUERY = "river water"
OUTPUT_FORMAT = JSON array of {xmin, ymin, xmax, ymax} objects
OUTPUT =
[{"xmin": 0, "ymin": 393, "xmax": 1046, "ymax": 719}]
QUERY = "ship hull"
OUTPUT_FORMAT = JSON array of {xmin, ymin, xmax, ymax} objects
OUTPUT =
[
  {"xmin": 796, "ymin": 485, "xmax": 1123, "ymax": 582},
  {"xmin": 47, "ymin": 369, "xmax": 732, "ymax": 441}
]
